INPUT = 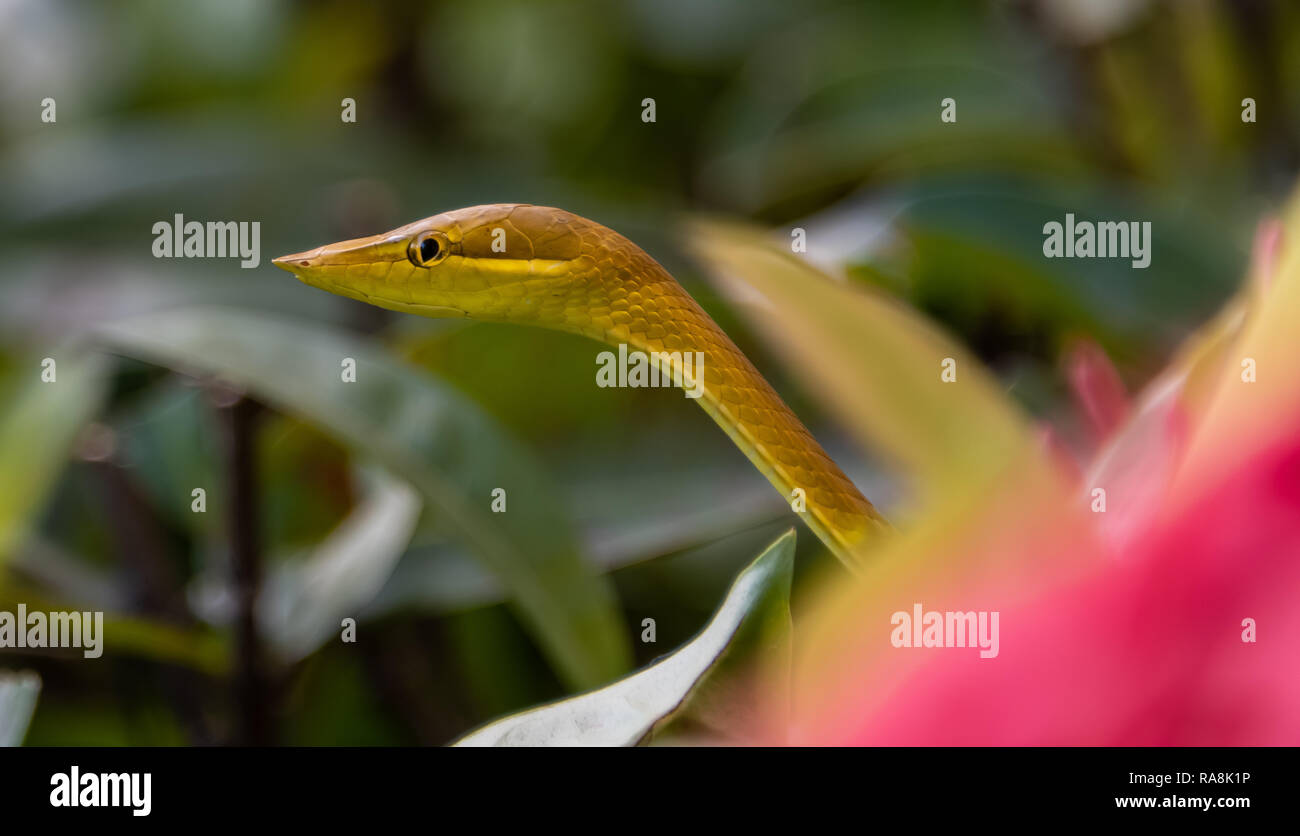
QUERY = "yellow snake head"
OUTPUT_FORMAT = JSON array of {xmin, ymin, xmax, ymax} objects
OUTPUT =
[{"xmin": 274, "ymin": 204, "xmax": 604, "ymax": 329}]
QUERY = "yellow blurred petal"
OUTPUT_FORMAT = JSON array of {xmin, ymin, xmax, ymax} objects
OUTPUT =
[{"xmin": 684, "ymin": 217, "xmax": 1044, "ymax": 517}]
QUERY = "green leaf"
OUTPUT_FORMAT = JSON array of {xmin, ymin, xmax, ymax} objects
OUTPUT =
[
  {"xmin": 699, "ymin": 16, "xmax": 1086, "ymax": 215},
  {"xmin": 454, "ymin": 529, "xmax": 795, "ymax": 746},
  {"xmin": 0, "ymin": 350, "xmax": 110, "ymax": 566},
  {"xmin": 0, "ymin": 671, "xmax": 41, "ymax": 747},
  {"xmin": 886, "ymin": 176, "xmax": 1239, "ymax": 347},
  {"xmin": 97, "ymin": 306, "xmax": 630, "ymax": 690}
]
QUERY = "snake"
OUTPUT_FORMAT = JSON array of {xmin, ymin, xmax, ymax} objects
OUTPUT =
[{"xmin": 274, "ymin": 204, "xmax": 888, "ymax": 568}]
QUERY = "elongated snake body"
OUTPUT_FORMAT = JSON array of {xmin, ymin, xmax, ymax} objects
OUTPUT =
[{"xmin": 275, "ymin": 204, "xmax": 886, "ymax": 567}]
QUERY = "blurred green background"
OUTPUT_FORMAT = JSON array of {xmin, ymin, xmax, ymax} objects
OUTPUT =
[{"xmin": 1, "ymin": 0, "xmax": 1297, "ymax": 744}]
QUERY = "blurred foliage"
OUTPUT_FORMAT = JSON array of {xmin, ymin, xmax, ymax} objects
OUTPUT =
[{"xmin": 0, "ymin": 0, "xmax": 1296, "ymax": 744}]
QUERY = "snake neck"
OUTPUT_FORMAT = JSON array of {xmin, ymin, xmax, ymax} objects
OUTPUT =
[{"xmin": 559, "ymin": 242, "xmax": 886, "ymax": 565}]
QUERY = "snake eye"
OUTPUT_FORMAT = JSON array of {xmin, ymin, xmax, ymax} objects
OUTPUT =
[{"xmin": 408, "ymin": 231, "xmax": 449, "ymax": 267}]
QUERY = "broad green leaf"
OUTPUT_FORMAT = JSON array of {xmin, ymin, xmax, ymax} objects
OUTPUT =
[
  {"xmin": 685, "ymin": 219, "xmax": 1041, "ymax": 513},
  {"xmin": 881, "ymin": 177, "xmax": 1240, "ymax": 348},
  {"xmin": 454, "ymin": 529, "xmax": 794, "ymax": 747},
  {"xmin": 97, "ymin": 306, "xmax": 630, "ymax": 689},
  {"xmin": 0, "ymin": 671, "xmax": 41, "ymax": 747},
  {"xmin": 0, "ymin": 350, "xmax": 109, "ymax": 566},
  {"xmin": 697, "ymin": 3, "xmax": 1086, "ymax": 216},
  {"xmin": 702, "ymin": 65, "xmax": 1082, "ymax": 214}
]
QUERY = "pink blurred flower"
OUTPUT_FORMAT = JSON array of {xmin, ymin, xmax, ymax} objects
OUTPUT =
[
  {"xmin": 826, "ymin": 432, "xmax": 1300, "ymax": 745},
  {"xmin": 777, "ymin": 220, "xmax": 1300, "ymax": 745}
]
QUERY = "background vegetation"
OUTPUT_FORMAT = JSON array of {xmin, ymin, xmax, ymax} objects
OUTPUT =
[{"xmin": 1, "ymin": 0, "xmax": 1297, "ymax": 744}]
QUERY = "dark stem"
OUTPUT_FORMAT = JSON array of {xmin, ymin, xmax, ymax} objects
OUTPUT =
[{"xmin": 220, "ymin": 393, "xmax": 273, "ymax": 745}]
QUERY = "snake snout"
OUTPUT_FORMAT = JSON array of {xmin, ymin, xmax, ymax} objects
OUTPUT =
[{"xmin": 272, "ymin": 250, "xmax": 319, "ymax": 273}]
